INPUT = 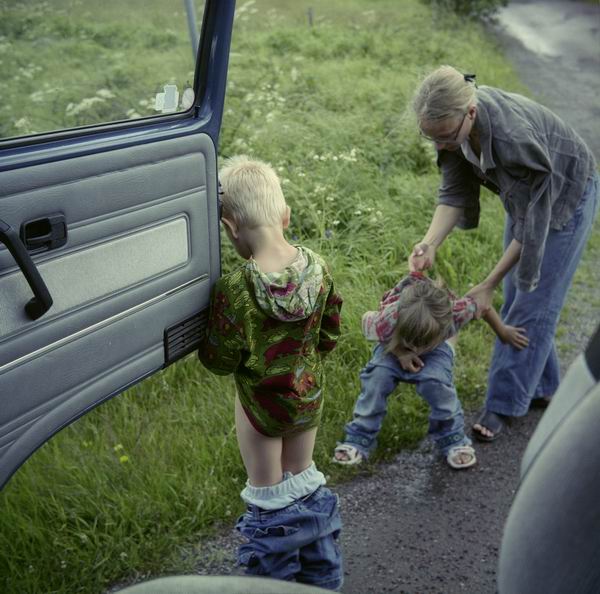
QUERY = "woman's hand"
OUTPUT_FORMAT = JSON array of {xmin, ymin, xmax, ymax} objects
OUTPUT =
[
  {"xmin": 500, "ymin": 325, "xmax": 529, "ymax": 350},
  {"xmin": 466, "ymin": 282, "xmax": 494, "ymax": 318},
  {"xmin": 409, "ymin": 242, "xmax": 436, "ymax": 272},
  {"xmin": 396, "ymin": 352, "xmax": 424, "ymax": 373}
]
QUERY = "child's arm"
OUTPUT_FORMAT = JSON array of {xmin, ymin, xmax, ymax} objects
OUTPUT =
[
  {"xmin": 198, "ymin": 283, "xmax": 245, "ymax": 375},
  {"xmin": 453, "ymin": 295, "xmax": 528, "ymax": 350},
  {"xmin": 482, "ymin": 307, "xmax": 529, "ymax": 350},
  {"xmin": 318, "ymin": 284, "xmax": 343, "ymax": 357}
]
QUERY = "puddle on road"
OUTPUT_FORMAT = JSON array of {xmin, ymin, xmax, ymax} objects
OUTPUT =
[
  {"xmin": 495, "ymin": 1, "xmax": 600, "ymax": 60},
  {"xmin": 496, "ymin": 10, "xmax": 558, "ymax": 57},
  {"xmin": 388, "ymin": 449, "xmax": 437, "ymax": 501}
]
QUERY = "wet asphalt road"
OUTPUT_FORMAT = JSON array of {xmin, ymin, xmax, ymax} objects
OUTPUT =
[
  {"xmin": 338, "ymin": 1, "xmax": 600, "ymax": 593},
  {"xmin": 337, "ymin": 411, "xmax": 544, "ymax": 594}
]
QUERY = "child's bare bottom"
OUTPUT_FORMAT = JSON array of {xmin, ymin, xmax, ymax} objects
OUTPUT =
[{"xmin": 235, "ymin": 396, "xmax": 318, "ymax": 487}]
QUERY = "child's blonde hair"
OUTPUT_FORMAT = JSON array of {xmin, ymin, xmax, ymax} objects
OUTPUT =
[
  {"xmin": 413, "ymin": 65, "xmax": 477, "ymax": 124},
  {"xmin": 386, "ymin": 281, "xmax": 453, "ymax": 354},
  {"xmin": 218, "ymin": 155, "xmax": 288, "ymax": 228}
]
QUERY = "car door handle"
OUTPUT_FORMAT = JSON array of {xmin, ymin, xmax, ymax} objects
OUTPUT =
[
  {"xmin": 21, "ymin": 214, "xmax": 67, "ymax": 252},
  {"xmin": 0, "ymin": 218, "xmax": 53, "ymax": 320}
]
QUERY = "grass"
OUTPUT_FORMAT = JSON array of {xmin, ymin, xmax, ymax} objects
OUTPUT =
[
  {"xmin": 1, "ymin": 1, "xmax": 598, "ymax": 593},
  {"xmin": 0, "ymin": 0, "xmax": 199, "ymax": 137}
]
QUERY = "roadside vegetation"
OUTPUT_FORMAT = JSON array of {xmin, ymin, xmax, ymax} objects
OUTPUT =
[{"xmin": 1, "ymin": 1, "xmax": 596, "ymax": 593}]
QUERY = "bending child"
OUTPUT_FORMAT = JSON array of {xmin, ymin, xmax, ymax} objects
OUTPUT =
[
  {"xmin": 199, "ymin": 156, "xmax": 344, "ymax": 590},
  {"xmin": 333, "ymin": 272, "xmax": 528, "ymax": 469}
]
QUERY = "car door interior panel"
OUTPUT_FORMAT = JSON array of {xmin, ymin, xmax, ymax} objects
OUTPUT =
[
  {"xmin": 0, "ymin": 0, "xmax": 234, "ymax": 491},
  {"xmin": 0, "ymin": 130, "xmax": 220, "ymax": 488}
]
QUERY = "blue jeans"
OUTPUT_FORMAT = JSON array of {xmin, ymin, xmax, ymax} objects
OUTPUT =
[
  {"xmin": 487, "ymin": 174, "xmax": 600, "ymax": 417},
  {"xmin": 343, "ymin": 342, "xmax": 470, "ymax": 457},
  {"xmin": 236, "ymin": 486, "xmax": 343, "ymax": 591}
]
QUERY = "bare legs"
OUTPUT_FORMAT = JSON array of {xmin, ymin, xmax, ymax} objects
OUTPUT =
[{"xmin": 235, "ymin": 396, "xmax": 317, "ymax": 487}]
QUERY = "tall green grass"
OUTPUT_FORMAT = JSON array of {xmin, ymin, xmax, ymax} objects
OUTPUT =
[
  {"xmin": 0, "ymin": 0, "xmax": 199, "ymax": 137},
  {"xmin": 1, "ymin": 1, "xmax": 596, "ymax": 593}
]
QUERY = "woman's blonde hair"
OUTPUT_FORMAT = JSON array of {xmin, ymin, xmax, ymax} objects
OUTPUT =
[
  {"xmin": 219, "ymin": 155, "xmax": 287, "ymax": 228},
  {"xmin": 386, "ymin": 280, "xmax": 453, "ymax": 355},
  {"xmin": 413, "ymin": 65, "xmax": 477, "ymax": 124}
]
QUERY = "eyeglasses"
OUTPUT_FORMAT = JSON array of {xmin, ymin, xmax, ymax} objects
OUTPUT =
[{"xmin": 419, "ymin": 111, "xmax": 468, "ymax": 144}]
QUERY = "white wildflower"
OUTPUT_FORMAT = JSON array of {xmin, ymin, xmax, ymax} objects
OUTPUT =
[
  {"xmin": 14, "ymin": 117, "xmax": 30, "ymax": 130},
  {"xmin": 96, "ymin": 89, "xmax": 115, "ymax": 99},
  {"xmin": 29, "ymin": 90, "xmax": 46, "ymax": 103},
  {"xmin": 65, "ymin": 96, "xmax": 105, "ymax": 117}
]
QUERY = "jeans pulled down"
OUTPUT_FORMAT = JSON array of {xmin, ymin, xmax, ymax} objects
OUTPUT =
[
  {"xmin": 487, "ymin": 173, "xmax": 600, "ymax": 417},
  {"xmin": 343, "ymin": 341, "xmax": 470, "ymax": 457},
  {"xmin": 236, "ymin": 486, "xmax": 343, "ymax": 591}
]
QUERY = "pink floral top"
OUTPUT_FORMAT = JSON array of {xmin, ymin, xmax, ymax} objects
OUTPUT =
[{"xmin": 361, "ymin": 272, "xmax": 478, "ymax": 343}]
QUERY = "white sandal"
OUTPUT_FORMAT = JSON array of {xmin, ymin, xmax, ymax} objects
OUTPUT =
[
  {"xmin": 332, "ymin": 443, "xmax": 364, "ymax": 466},
  {"xmin": 446, "ymin": 445, "xmax": 477, "ymax": 470}
]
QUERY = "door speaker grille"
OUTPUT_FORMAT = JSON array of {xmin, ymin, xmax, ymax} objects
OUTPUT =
[{"xmin": 164, "ymin": 309, "xmax": 209, "ymax": 365}]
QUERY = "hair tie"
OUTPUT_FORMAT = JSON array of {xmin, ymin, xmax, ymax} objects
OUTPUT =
[{"xmin": 463, "ymin": 73, "xmax": 477, "ymax": 87}]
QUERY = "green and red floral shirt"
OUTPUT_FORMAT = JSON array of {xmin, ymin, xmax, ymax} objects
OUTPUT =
[{"xmin": 198, "ymin": 247, "xmax": 342, "ymax": 437}]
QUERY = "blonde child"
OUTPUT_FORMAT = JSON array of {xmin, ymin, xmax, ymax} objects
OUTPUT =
[
  {"xmin": 199, "ymin": 156, "xmax": 343, "ymax": 590},
  {"xmin": 333, "ymin": 272, "xmax": 528, "ymax": 469}
]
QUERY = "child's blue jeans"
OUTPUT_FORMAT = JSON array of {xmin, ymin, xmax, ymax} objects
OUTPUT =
[
  {"xmin": 487, "ymin": 173, "xmax": 599, "ymax": 417},
  {"xmin": 343, "ymin": 341, "xmax": 470, "ymax": 457},
  {"xmin": 236, "ymin": 486, "xmax": 343, "ymax": 591}
]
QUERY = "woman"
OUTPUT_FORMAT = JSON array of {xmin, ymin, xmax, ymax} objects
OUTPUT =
[{"xmin": 409, "ymin": 65, "xmax": 598, "ymax": 441}]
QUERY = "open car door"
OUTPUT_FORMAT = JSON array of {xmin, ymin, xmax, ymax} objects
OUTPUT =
[{"xmin": 0, "ymin": 0, "xmax": 235, "ymax": 489}]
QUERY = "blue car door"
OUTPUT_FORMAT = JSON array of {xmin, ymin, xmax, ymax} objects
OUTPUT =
[{"xmin": 0, "ymin": 0, "xmax": 235, "ymax": 489}]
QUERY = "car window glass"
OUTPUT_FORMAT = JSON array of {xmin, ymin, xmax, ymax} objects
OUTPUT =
[{"xmin": 0, "ymin": 0, "xmax": 206, "ymax": 140}]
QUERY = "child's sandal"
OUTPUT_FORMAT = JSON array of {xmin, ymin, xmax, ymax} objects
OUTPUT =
[
  {"xmin": 446, "ymin": 445, "xmax": 477, "ymax": 470},
  {"xmin": 332, "ymin": 444, "xmax": 364, "ymax": 466}
]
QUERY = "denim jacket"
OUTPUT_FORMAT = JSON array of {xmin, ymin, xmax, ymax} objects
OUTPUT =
[{"xmin": 437, "ymin": 86, "xmax": 596, "ymax": 292}]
